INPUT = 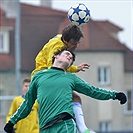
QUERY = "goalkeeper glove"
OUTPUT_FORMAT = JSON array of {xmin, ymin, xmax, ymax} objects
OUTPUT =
[
  {"xmin": 4, "ymin": 121, "xmax": 14, "ymax": 133},
  {"xmin": 115, "ymin": 92, "xmax": 127, "ymax": 104}
]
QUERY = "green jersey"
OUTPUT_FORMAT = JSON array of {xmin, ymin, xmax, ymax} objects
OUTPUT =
[{"xmin": 10, "ymin": 67, "xmax": 116, "ymax": 129}]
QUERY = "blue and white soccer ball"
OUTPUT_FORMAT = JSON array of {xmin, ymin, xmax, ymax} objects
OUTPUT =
[{"xmin": 68, "ymin": 3, "xmax": 90, "ymax": 26}]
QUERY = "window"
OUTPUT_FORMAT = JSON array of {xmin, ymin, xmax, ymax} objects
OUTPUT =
[
  {"xmin": 125, "ymin": 90, "xmax": 133, "ymax": 114},
  {"xmin": 98, "ymin": 66, "xmax": 110, "ymax": 85},
  {"xmin": 99, "ymin": 121, "xmax": 111, "ymax": 132},
  {"xmin": 0, "ymin": 31, "xmax": 10, "ymax": 53}
]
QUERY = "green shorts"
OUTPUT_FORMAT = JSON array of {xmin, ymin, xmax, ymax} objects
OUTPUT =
[{"xmin": 40, "ymin": 118, "xmax": 79, "ymax": 133}]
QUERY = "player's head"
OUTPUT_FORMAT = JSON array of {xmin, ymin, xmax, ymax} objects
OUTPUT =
[
  {"xmin": 61, "ymin": 24, "xmax": 83, "ymax": 51},
  {"xmin": 22, "ymin": 78, "xmax": 31, "ymax": 95},
  {"xmin": 52, "ymin": 48, "xmax": 75, "ymax": 70}
]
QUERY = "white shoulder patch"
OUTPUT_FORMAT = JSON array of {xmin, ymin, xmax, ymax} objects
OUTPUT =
[{"xmin": 43, "ymin": 69, "xmax": 48, "ymax": 72}]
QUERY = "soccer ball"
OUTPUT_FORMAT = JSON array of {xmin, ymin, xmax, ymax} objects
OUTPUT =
[{"xmin": 68, "ymin": 3, "xmax": 90, "ymax": 26}]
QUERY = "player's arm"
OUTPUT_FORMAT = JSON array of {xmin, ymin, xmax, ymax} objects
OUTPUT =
[
  {"xmin": 31, "ymin": 47, "xmax": 48, "ymax": 77},
  {"xmin": 11, "ymin": 78, "xmax": 37, "ymax": 124},
  {"xmin": 6, "ymin": 99, "xmax": 17, "ymax": 123},
  {"xmin": 35, "ymin": 48, "xmax": 47, "ymax": 69},
  {"xmin": 74, "ymin": 76, "xmax": 116, "ymax": 100},
  {"xmin": 67, "ymin": 63, "xmax": 90, "ymax": 73},
  {"xmin": 73, "ymin": 75, "xmax": 127, "ymax": 104},
  {"xmin": 66, "ymin": 65, "xmax": 78, "ymax": 73},
  {"xmin": 4, "ymin": 76, "xmax": 38, "ymax": 132}
]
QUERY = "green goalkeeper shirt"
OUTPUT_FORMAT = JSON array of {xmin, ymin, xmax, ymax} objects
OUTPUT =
[{"xmin": 10, "ymin": 67, "xmax": 116, "ymax": 129}]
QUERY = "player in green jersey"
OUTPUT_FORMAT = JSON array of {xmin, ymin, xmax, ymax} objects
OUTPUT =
[
  {"xmin": 4, "ymin": 49, "xmax": 127, "ymax": 133},
  {"xmin": 31, "ymin": 24, "xmax": 91, "ymax": 133}
]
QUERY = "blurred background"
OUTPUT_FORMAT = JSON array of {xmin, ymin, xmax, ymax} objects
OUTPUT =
[{"xmin": 0, "ymin": 0, "xmax": 132, "ymax": 132}]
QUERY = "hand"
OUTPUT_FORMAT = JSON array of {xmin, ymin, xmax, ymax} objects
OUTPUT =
[
  {"xmin": 4, "ymin": 121, "xmax": 14, "ymax": 133},
  {"xmin": 77, "ymin": 63, "xmax": 90, "ymax": 72},
  {"xmin": 115, "ymin": 92, "xmax": 127, "ymax": 104}
]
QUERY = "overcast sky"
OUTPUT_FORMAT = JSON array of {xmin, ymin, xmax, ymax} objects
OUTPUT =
[{"xmin": 20, "ymin": 0, "xmax": 133, "ymax": 50}]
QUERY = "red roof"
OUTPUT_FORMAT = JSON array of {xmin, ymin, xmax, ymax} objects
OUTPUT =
[
  {"xmin": 95, "ymin": 20, "xmax": 122, "ymax": 32},
  {"xmin": 21, "ymin": 4, "xmax": 66, "ymax": 16},
  {"xmin": 58, "ymin": 18, "xmax": 126, "ymax": 51}
]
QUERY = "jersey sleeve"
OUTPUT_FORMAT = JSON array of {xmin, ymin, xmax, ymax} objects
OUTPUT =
[
  {"xmin": 66, "ymin": 65, "xmax": 78, "ymax": 73},
  {"xmin": 46, "ymin": 45, "xmax": 61, "ymax": 69},
  {"xmin": 31, "ymin": 42, "xmax": 63, "ymax": 77},
  {"xmin": 31, "ymin": 35, "xmax": 79, "ymax": 77},
  {"xmin": 31, "ymin": 47, "xmax": 48, "ymax": 77},
  {"xmin": 10, "ymin": 77, "xmax": 38, "ymax": 125},
  {"xmin": 6, "ymin": 98, "xmax": 18, "ymax": 123},
  {"xmin": 73, "ymin": 75, "xmax": 116, "ymax": 100}
]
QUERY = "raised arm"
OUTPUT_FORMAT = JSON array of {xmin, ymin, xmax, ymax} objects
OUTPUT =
[
  {"xmin": 4, "ymin": 77, "xmax": 38, "ymax": 133},
  {"xmin": 73, "ymin": 75, "xmax": 127, "ymax": 104}
]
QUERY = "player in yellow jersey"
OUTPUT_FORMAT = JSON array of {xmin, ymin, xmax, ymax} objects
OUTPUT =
[
  {"xmin": 6, "ymin": 78, "xmax": 39, "ymax": 133},
  {"xmin": 31, "ymin": 24, "xmax": 93, "ymax": 133}
]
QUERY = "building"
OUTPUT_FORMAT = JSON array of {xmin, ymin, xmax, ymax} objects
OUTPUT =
[{"xmin": 0, "ymin": 1, "xmax": 132, "ymax": 132}]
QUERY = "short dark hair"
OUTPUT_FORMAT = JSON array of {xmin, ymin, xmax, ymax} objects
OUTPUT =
[
  {"xmin": 22, "ymin": 78, "xmax": 30, "ymax": 84},
  {"xmin": 52, "ymin": 48, "xmax": 75, "ymax": 65},
  {"xmin": 61, "ymin": 24, "xmax": 83, "ymax": 43}
]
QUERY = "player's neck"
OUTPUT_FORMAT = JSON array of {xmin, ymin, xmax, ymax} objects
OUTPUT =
[{"xmin": 51, "ymin": 67, "xmax": 64, "ymax": 71}]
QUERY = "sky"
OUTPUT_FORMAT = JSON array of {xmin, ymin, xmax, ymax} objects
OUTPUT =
[{"xmin": 20, "ymin": 0, "xmax": 133, "ymax": 50}]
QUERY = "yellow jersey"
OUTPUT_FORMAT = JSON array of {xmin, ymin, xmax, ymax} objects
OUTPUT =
[
  {"xmin": 31, "ymin": 34, "xmax": 78, "ymax": 77},
  {"xmin": 6, "ymin": 95, "xmax": 39, "ymax": 133}
]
